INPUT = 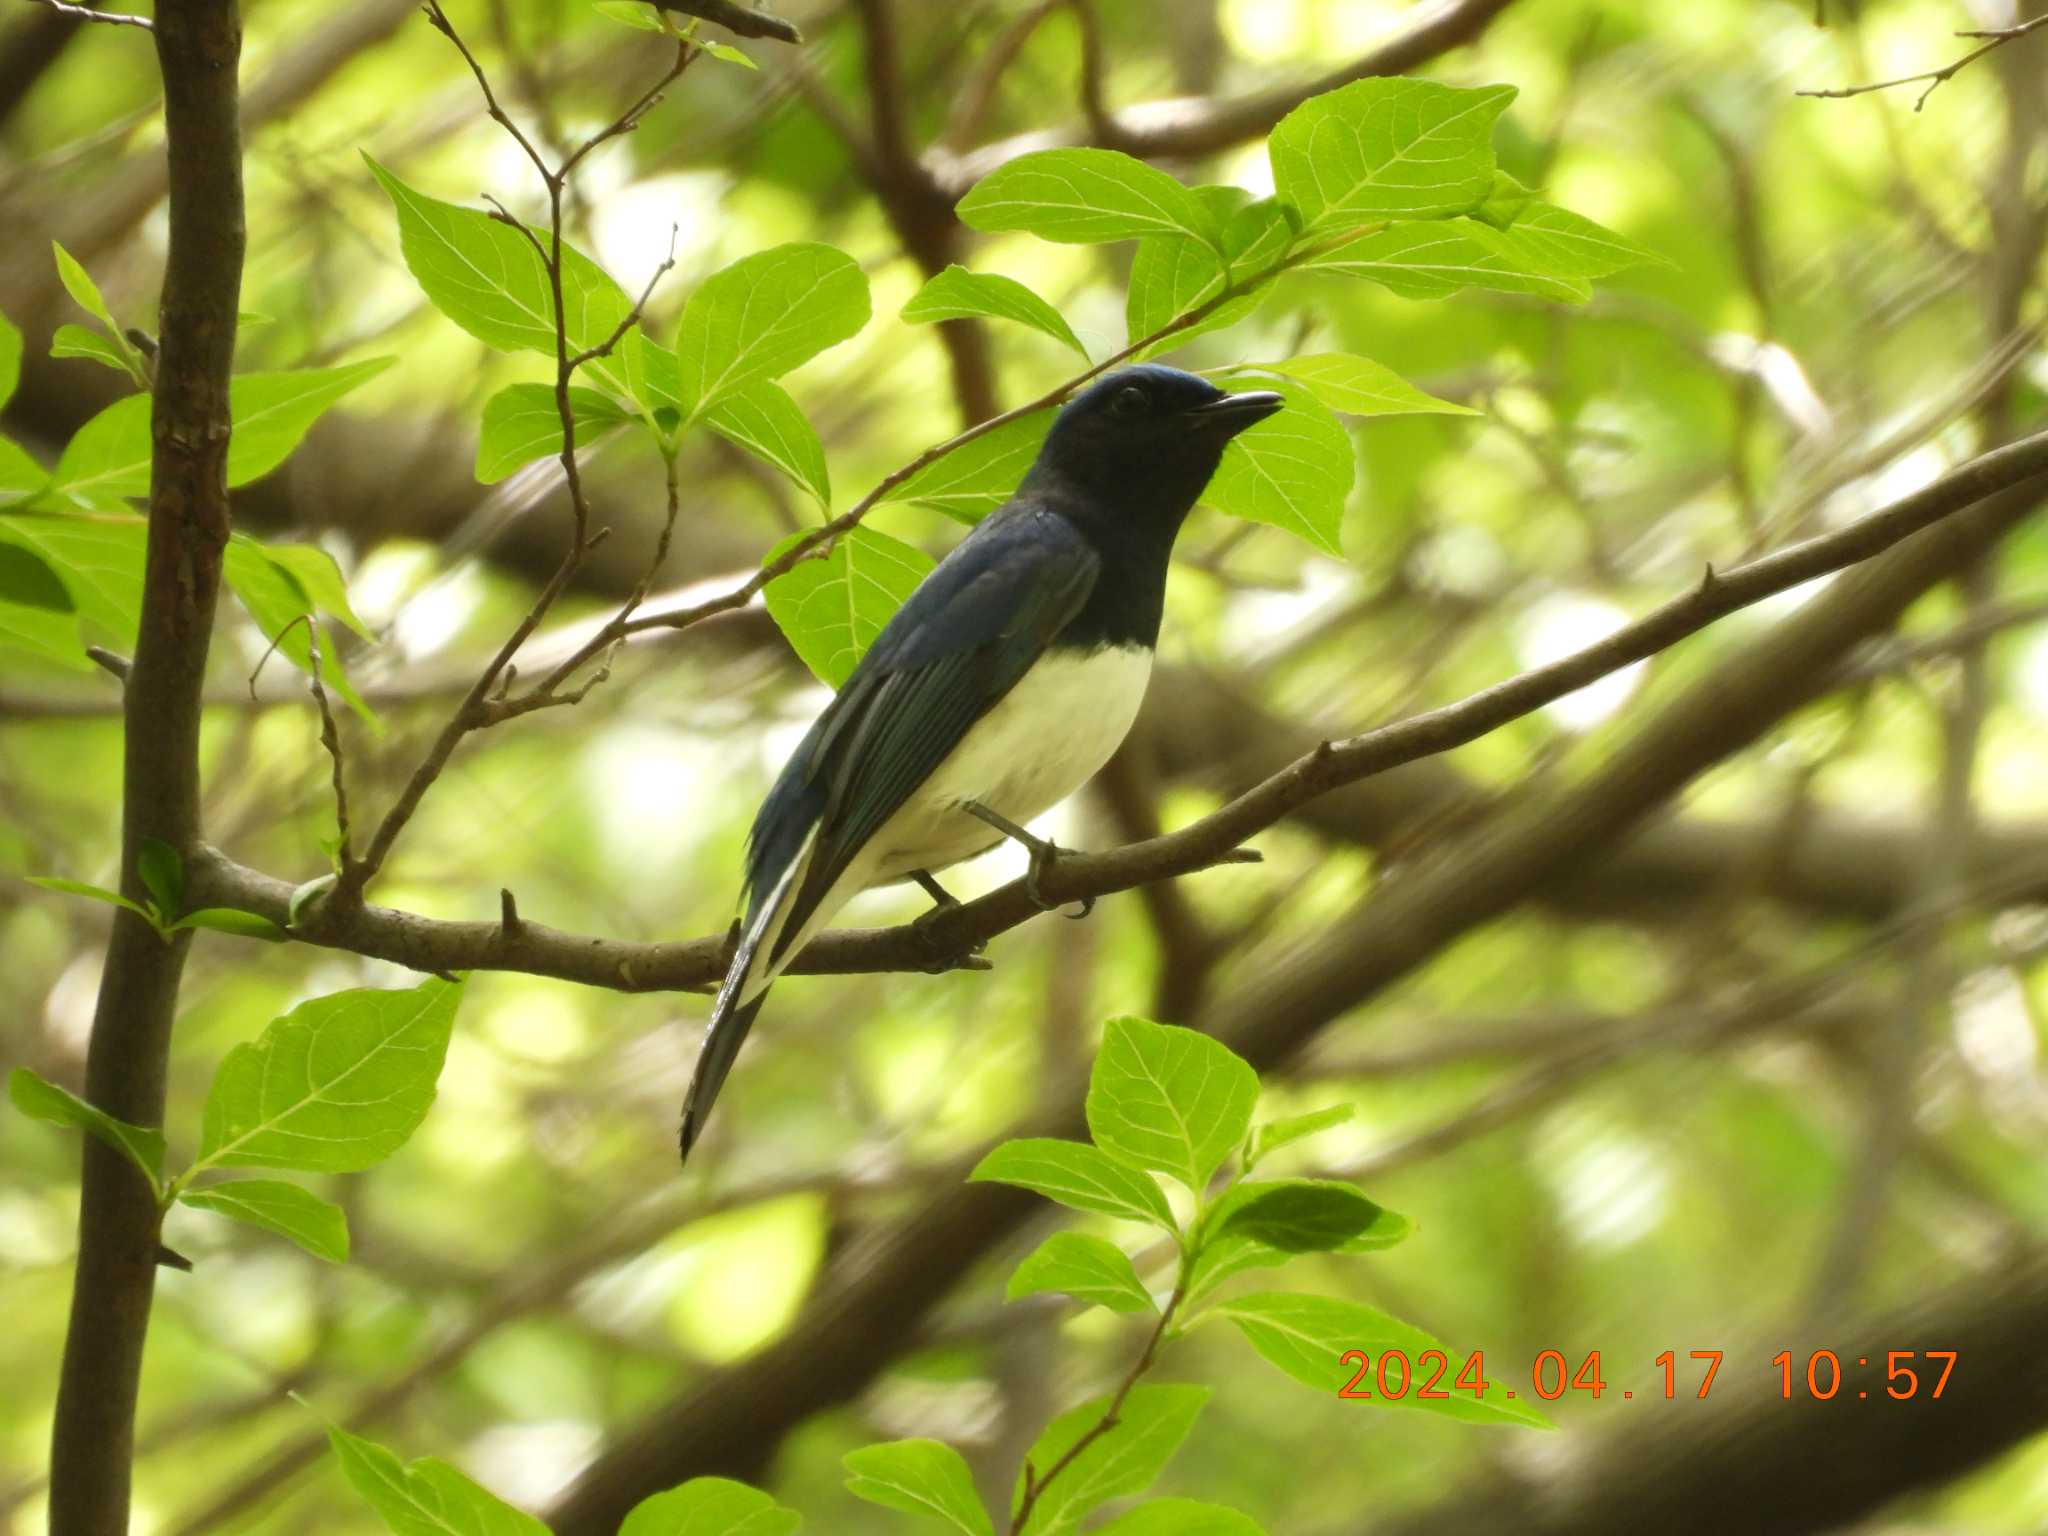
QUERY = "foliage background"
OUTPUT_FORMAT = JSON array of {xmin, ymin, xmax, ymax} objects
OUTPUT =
[{"xmin": 8, "ymin": 0, "xmax": 2048, "ymax": 1530}]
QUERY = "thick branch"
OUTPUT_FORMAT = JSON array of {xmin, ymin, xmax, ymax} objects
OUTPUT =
[
  {"xmin": 47, "ymin": 2, "xmax": 244, "ymax": 1531},
  {"xmin": 189, "ymin": 425, "xmax": 2048, "ymax": 988}
]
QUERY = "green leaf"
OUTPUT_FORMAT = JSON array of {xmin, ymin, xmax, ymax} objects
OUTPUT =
[
  {"xmin": 1255, "ymin": 355, "xmax": 1476, "ymax": 418},
  {"xmin": 367, "ymin": 155, "xmax": 634, "ymax": 366},
  {"xmin": 52, "ymin": 323, "xmax": 143, "ymax": 385},
  {"xmin": 593, "ymin": 0, "xmax": 672, "ymax": 30},
  {"xmin": 631, "ymin": 1480, "xmax": 809, "ymax": 1536},
  {"xmin": 1013, "ymin": 1384, "xmax": 1209, "ymax": 1536},
  {"xmin": 1187, "ymin": 1181, "xmax": 1409, "ymax": 1305},
  {"xmin": 1213, "ymin": 1180, "xmax": 1383, "ymax": 1252},
  {"xmin": 196, "ymin": 978, "xmax": 462, "ymax": 1174},
  {"xmin": 26, "ymin": 876, "xmax": 155, "ymax": 924},
  {"xmin": 959, "ymin": 147, "xmax": 1218, "ymax": 248},
  {"xmin": 700, "ymin": 39, "xmax": 756, "ymax": 67},
  {"xmin": 0, "ymin": 310, "xmax": 19, "ymax": 412},
  {"xmin": 1085, "ymin": 1016, "xmax": 1259, "ymax": 1193},
  {"xmin": 0, "ymin": 514, "xmax": 146, "ymax": 640},
  {"xmin": 1094, "ymin": 1500, "xmax": 1264, "ymax": 1536},
  {"xmin": 222, "ymin": 537, "xmax": 371, "ymax": 720},
  {"xmin": 1212, "ymin": 1292, "xmax": 1548, "ymax": 1427},
  {"xmin": 254, "ymin": 540, "xmax": 375, "ymax": 641},
  {"xmin": 1268, "ymin": 79, "xmax": 1517, "ymax": 230},
  {"xmin": 0, "ymin": 539, "xmax": 73, "ymax": 611},
  {"xmin": 51, "ymin": 360, "xmax": 396, "ymax": 504},
  {"xmin": 180, "ymin": 1179, "xmax": 349, "ymax": 1262},
  {"xmin": 970, "ymin": 1138, "xmax": 1175, "ymax": 1230},
  {"xmin": 884, "ymin": 409, "xmax": 1052, "ymax": 523},
  {"xmin": 620, "ymin": 1478, "xmax": 803, "ymax": 1536},
  {"xmin": 169, "ymin": 907, "xmax": 290, "ymax": 942},
  {"xmin": 675, "ymin": 243, "xmax": 870, "ymax": 415},
  {"xmin": 9, "ymin": 1067, "xmax": 165, "ymax": 1190},
  {"xmin": 1303, "ymin": 218, "xmax": 1592, "ymax": 304},
  {"xmin": 1006, "ymin": 1232, "xmax": 1154, "ymax": 1314},
  {"xmin": 1474, "ymin": 170, "xmax": 1537, "ymax": 230},
  {"xmin": 1207, "ymin": 381, "xmax": 1354, "ymax": 557},
  {"xmin": 0, "ymin": 436, "xmax": 50, "ymax": 505},
  {"xmin": 844, "ymin": 1440, "xmax": 992, "ymax": 1536},
  {"xmin": 474, "ymin": 382, "xmax": 630, "ymax": 483},
  {"xmin": 1126, "ymin": 237, "xmax": 1261, "ymax": 357},
  {"xmin": 328, "ymin": 1423, "xmax": 549, "ymax": 1535},
  {"xmin": 705, "ymin": 379, "xmax": 831, "ymax": 505},
  {"xmin": 762, "ymin": 526, "xmax": 933, "ymax": 688},
  {"xmin": 0, "ymin": 595, "xmax": 86, "ymax": 669},
  {"xmin": 904, "ymin": 266, "xmax": 1089, "ymax": 360},
  {"xmin": 137, "ymin": 837, "xmax": 182, "ymax": 916},
  {"xmin": 1496, "ymin": 200, "xmax": 1664, "ymax": 277},
  {"xmin": 1246, "ymin": 1104, "xmax": 1354, "ymax": 1167},
  {"xmin": 53, "ymin": 241, "xmax": 123, "ymax": 339}
]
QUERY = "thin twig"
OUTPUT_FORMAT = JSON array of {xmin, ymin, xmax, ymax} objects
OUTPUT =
[
  {"xmin": 1008, "ymin": 1279, "xmax": 1188, "ymax": 1535},
  {"xmin": 1798, "ymin": 16, "xmax": 2048, "ymax": 109},
  {"xmin": 26, "ymin": 0, "xmax": 153, "ymax": 29}
]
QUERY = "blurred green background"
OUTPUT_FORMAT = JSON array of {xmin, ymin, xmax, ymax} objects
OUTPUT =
[{"xmin": 7, "ymin": 0, "xmax": 2048, "ymax": 1531}]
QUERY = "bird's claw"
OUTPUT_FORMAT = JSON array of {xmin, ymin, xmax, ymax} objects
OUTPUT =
[{"xmin": 1024, "ymin": 844, "xmax": 1092, "ymax": 919}]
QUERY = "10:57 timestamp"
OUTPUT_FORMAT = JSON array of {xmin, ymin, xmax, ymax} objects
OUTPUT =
[{"xmin": 1336, "ymin": 1348, "xmax": 1957, "ymax": 1403}]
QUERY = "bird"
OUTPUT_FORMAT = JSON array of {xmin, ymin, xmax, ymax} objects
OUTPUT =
[{"xmin": 678, "ymin": 364, "xmax": 1283, "ymax": 1161}]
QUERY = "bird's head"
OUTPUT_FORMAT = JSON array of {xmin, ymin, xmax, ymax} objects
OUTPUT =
[{"xmin": 1023, "ymin": 364, "xmax": 1282, "ymax": 525}]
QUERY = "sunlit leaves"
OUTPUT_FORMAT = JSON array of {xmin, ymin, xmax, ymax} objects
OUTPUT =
[
  {"xmin": 904, "ymin": 266, "xmax": 1089, "ymax": 360},
  {"xmin": 705, "ymin": 380, "xmax": 832, "ymax": 505},
  {"xmin": 367, "ymin": 156, "xmax": 633, "ymax": 361},
  {"xmin": 673, "ymin": 243, "xmax": 869, "ymax": 416},
  {"xmin": 1126, "ymin": 195, "xmax": 1293, "ymax": 355},
  {"xmin": 51, "ymin": 323, "xmax": 137, "ymax": 380},
  {"xmin": 1086, "ymin": 1017, "xmax": 1259, "ymax": 1193},
  {"xmin": 1006, "ymin": 1232, "xmax": 1155, "ymax": 1314},
  {"xmin": 9, "ymin": 1067, "xmax": 165, "ymax": 1193},
  {"xmin": 970, "ymin": 1137, "xmax": 1175, "ymax": 1230},
  {"xmin": 1303, "ymin": 219, "xmax": 1594, "ymax": 303},
  {"xmin": 762, "ymin": 526, "xmax": 932, "ymax": 687},
  {"xmin": 619, "ymin": 1478, "xmax": 803, "ymax": 1536},
  {"xmin": 0, "ymin": 310, "xmax": 18, "ymax": 411},
  {"xmin": 328, "ymin": 1423, "xmax": 549, "ymax": 1536},
  {"xmin": 475, "ymin": 382, "xmax": 630, "ymax": 482},
  {"xmin": 1207, "ymin": 382, "xmax": 1354, "ymax": 556},
  {"xmin": 222, "ymin": 535, "xmax": 371, "ymax": 719},
  {"xmin": 1254, "ymin": 355, "xmax": 1476, "ymax": 418},
  {"xmin": 844, "ymin": 1440, "xmax": 992, "ymax": 1535},
  {"xmin": 0, "ymin": 515, "xmax": 145, "ymax": 641},
  {"xmin": 1268, "ymin": 79, "xmax": 1517, "ymax": 229},
  {"xmin": 1245, "ymin": 1103, "xmax": 1354, "ymax": 1168},
  {"xmin": 959, "ymin": 148, "xmax": 1219, "ymax": 249},
  {"xmin": 884, "ymin": 409, "xmax": 1052, "ymax": 523},
  {"xmin": 1013, "ymin": 1385, "xmax": 1209, "ymax": 1536},
  {"xmin": 196, "ymin": 979, "xmax": 462, "ymax": 1174},
  {"xmin": 51, "ymin": 360, "xmax": 396, "ymax": 506},
  {"xmin": 1212, "ymin": 1293, "xmax": 1549, "ymax": 1428},
  {"xmin": 180, "ymin": 1179, "xmax": 349, "ymax": 1262}
]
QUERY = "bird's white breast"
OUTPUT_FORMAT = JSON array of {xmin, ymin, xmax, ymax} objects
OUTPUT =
[
  {"xmin": 870, "ymin": 642, "xmax": 1154, "ymax": 880},
  {"xmin": 735, "ymin": 643, "xmax": 1152, "ymax": 1004}
]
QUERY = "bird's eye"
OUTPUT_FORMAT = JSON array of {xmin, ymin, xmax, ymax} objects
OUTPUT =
[{"xmin": 1111, "ymin": 386, "xmax": 1148, "ymax": 418}]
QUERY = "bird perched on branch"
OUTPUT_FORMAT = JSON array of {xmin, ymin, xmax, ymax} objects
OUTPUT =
[{"xmin": 679, "ymin": 365, "xmax": 1282, "ymax": 1161}]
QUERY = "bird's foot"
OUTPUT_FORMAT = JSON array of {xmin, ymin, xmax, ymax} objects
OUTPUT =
[
  {"xmin": 909, "ymin": 869, "xmax": 991, "ymax": 973},
  {"xmin": 960, "ymin": 800, "xmax": 1094, "ymax": 919}
]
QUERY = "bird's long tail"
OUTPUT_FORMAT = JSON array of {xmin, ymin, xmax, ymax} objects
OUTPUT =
[
  {"xmin": 678, "ymin": 987, "xmax": 767, "ymax": 1163},
  {"xmin": 678, "ymin": 826, "xmax": 817, "ymax": 1163}
]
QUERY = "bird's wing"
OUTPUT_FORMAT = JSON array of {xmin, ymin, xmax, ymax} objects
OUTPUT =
[
  {"xmin": 769, "ymin": 505, "xmax": 1100, "ymax": 957},
  {"xmin": 680, "ymin": 505, "xmax": 1097, "ymax": 1161}
]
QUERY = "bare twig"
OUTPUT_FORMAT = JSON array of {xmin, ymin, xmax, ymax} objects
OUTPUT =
[
  {"xmin": 25, "ymin": 0, "xmax": 151, "ymax": 30},
  {"xmin": 1798, "ymin": 15, "xmax": 2048, "ymax": 109}
]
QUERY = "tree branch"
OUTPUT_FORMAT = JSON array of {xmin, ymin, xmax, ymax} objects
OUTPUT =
[
  {"xmin": 188, "ymin": 424, "xmax": 2048, "ymax": 988},
  {"xmin": 46, "ymin": 1, "xmax": 244, "ymax": 1529}
]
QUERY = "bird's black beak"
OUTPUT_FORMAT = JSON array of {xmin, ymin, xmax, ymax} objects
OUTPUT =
[{"xmin": 1187, "ymin": 389, "xmax": 1284, "ymax": 436}]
